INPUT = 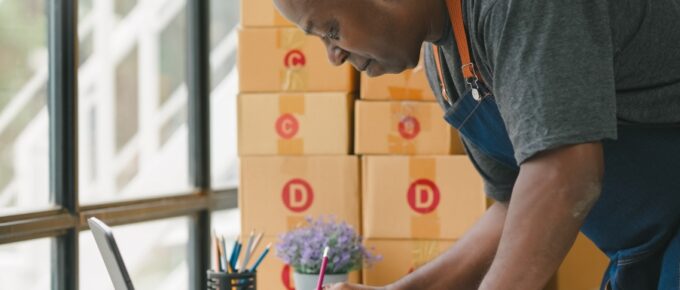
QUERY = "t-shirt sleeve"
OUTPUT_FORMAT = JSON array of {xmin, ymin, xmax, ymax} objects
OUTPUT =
[
  {"xmin": 461, "ymin": 136, "xmax": 518, "ymax": 202},
  {"xmin": 483, "ymin": 0, "xmax": 618, "ymax": 164}
]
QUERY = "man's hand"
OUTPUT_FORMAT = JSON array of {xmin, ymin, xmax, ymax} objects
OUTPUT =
[{"xmin": 323, "ymin": 283, "xmax": 385, "ymax": 290}]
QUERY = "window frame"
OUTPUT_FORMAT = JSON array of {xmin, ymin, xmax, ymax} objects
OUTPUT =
[{"xmin": 0, "ymin": 1, "xmax": 235, "ymax": 289}]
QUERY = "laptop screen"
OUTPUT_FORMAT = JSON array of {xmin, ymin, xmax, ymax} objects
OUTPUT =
[{"xmin": 88, "ymin": 217, "xmax": 135, "ymax": 290}]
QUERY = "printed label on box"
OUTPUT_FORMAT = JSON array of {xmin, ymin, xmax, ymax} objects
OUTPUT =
[
  {"xmin": 398, "ymin": 116, "xmax": 421, "ymax": 140},
  {"xmin": 281, "ymin": 178, "xmax": 314, "ymax": 213},
  {"xmin": 275, "ymin": 114, "xmax": 300, "ymax": 139},
  {"xmin": 283, "ymin": 49, "xmax": 306, "ymax": 68},
  {"xmin": 407, "ymin": 179, "xmax": 440, "ymax": 214}
]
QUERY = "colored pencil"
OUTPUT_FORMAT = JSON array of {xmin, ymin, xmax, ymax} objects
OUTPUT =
[
  {"xmin": 240, "ymin": 231, "xmax": 255, "ymax": 272},
  {"xmin": 249, "ymin": 232, "xmax": 264, "ymax": 256},
  {"xmin": 220, "ymin": 235, "xmax": 232, "ymax": 273},
  {"xmin": 315, "ymin": 247, "xmax": 330, "ymax": 290},
  {"xmin": 229, "ymin": 236, "xmax": 241, "ymax": 271},
  {"xmin": 218, "ymin": 236, "xmax": 229, "ymax": 273},
  {"xmin": 248, "ymin": 243, "xmax": 271, "ymax": 272},
  {"xmin": 213, "ymin": 232, "xmax": 221, "ymax": 271}
]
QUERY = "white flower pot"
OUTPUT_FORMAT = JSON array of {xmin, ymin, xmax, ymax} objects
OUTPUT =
[{"xmin": 293, "ymin": 272, "xmax": 348, "ymax": 290}]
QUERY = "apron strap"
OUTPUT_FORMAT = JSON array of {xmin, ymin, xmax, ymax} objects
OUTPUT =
[
  {"xmin": 446, "ymin": 0, "xmax": 475, "ymax": 79},
  {"xmin": 433, "ymin": 0, "xmax": 484, "ymax": 102}
]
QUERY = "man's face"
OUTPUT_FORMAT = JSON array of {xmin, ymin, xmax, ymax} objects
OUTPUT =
[{"xmin": 273, "ymin": 0, "xmax": 427, "ymax": 76}]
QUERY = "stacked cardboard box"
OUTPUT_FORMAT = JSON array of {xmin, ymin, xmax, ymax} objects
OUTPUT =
[
  {"xmin": 355, "ymin": 62, "xmax": 464, "ymax": 155},
  {"xmin": 556, "ymin": 233, "xmax": 609, "ymax": 290},
  {"xmin": 361, "ymin": 155, "xmax": 485, "ymax": 285},
  {"xmin": 238, "ymin": 4, "xmax": 360, "ymax": 288},
  {"xmin": 356, "ymin": 61, "xmax": 486, "ymax": 285}
]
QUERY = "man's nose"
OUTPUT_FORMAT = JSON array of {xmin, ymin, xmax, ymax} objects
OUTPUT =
[{"xmin": 325, "ymin": 43, "xmax": 348, "ymax": 66}]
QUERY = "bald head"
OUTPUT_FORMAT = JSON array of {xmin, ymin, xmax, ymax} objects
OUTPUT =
[{"xmin": 272, "ymin": 0, "xmax": 447, "ymax": 76}]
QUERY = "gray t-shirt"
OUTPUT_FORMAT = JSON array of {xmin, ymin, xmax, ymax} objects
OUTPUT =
[{"xmin": 424, "ymin": 0, "xmax": 680, "ymax": 201}]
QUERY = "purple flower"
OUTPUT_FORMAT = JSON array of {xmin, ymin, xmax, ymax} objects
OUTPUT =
[{"xmin": 275, "ymin": 215, "xmax": 382, "ymax": 274}]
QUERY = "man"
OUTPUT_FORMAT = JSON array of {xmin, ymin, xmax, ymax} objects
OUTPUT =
[{"xmin": 272, "ymin": 0, "xmax": 680, "ymax": 289}]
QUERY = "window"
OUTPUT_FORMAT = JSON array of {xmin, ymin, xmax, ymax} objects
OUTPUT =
[
  {"xmin": 210, "ymin": 0, "xmax": 239, "ymax": 189},
  {"xmin": 0, "ymin": 238, "xmax": 51, "ymax": 289},
  {"xmin": 211, "ymin": 208, "xmax": 241, "ymax": 241},
  {"xmin": 78, "ymin": 0, "xmax": 191, "ymax": 204},
  {"xmin": 0, "ymin": 1, "xmax": 239, "ymax": 290},
  {"xmin": 0, "ymin": 0, "xmax": 50, "ymax": 215}
]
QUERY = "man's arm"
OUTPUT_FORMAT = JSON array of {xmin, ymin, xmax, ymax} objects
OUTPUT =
[
  {"xmin": 329, "ymin": 199, "xmax": 509, "ymax": 290},
  {"xmin": 479, "ymin": 142, "xmax": 604, "ymax": 290}
]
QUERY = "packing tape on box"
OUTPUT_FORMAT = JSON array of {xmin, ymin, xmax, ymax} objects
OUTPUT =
[
  {"xmin": 279, "ymin": 94, "xmax": 305, "ymax": 114},
  {"xmin": 386, "ymin": 69, "xmax": 426, "ymax": 100},
  {"xmin": 277, "ymin": 29, "xmax": 308, "ymax": 91},
  {"xmin": 411, "ymin": 240, "xmax": 442, "ymax": 269},
  {"xmin": 278, "ymin": 139, "xmax": 303, "ymax": 155},
  {"xmin": 277, "ymin": 94, "xmax": 305, "ymax": 154},
  {"xmin": 409, "ymin": 158, "xmax": 441, "ymax": 239},
  {"xmin": 279, "ymin": 157, "xmax": 308, "ymax": 180},
  {"xmin": 286, "ymin": 215, "xmax": 306, "ymax": 231},
  {"xmin": 387, "ymin": 102, "xmax": 432, "ymax": 154}
]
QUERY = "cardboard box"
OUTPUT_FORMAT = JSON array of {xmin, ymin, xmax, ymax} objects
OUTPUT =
[
  {"xmin": 362, "ymin": 239, "xmax": 561, "ymax": 289},
  {"xmin": 240, "ymin": 156, "xmax": 360, "ymax": 237},
  {"xmin": 239, "ymin": 28, "xmax": 356, "ymax": 93},
  {"xmin": 355, "ymin": 101, "xmax": 463, "ymax": 155},
  {"xmin": 238, "ymin": 92, "xmax": 353, "ymax": 156},
  {"xmin": 362, "ymin": 239, "xmax": 454, "ymax": 286},
  {"xmin": 360, "ymin": 64, "xmax": 435, "ymax": 101},
  {"xmin": 362, "ymin": 156, "xmax": 485, "ymax": 240},
  {"xmin": 241, "ymin": 0, "xmax": 294, "ymax": 28},
  {"xmin": 254, "ymin": 236, "xmax": 361, "ymax": 290},
  {"xmin": 556, "ymin": 233, "xmax": 609, "ymax": 290}
]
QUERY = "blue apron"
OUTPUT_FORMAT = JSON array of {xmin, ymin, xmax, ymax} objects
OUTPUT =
[{"xmin": 441, "ymin": 86, "xmax": 680, "ymax": 289}]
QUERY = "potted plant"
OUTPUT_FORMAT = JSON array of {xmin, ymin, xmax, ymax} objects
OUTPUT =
[{"xmin": 276, "ymin": 216, "xmax": 381, "ymax": 290}]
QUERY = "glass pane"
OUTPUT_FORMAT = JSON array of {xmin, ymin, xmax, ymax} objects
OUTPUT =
[
  {"xmin": 210, "ymin": 0, "xmax": 239, "ymax": 189},
  {"xmin": 79, "ymin": 0, "xmax": 93, "ymax": 19},
  {"xmin": 80, "ymin": 217, "xmax": 189, "ymax": 290},
  {"xmin": 78, "ymin": 0, "xmax": 191, "ymax": 204},
  {"xmin": 115, "ymin": 0, "xmax": 137, "ymax": 18},
  {"xmin": 0, "ymin": 238, "xmax": 51, "ymax": 289},
  {"xmin": 212, "ymin": 208, "xmax": 240, "ymax": 240},
  {"xmin": 0, "ymin": 0, "xmax": 50, "ymax": 215}
]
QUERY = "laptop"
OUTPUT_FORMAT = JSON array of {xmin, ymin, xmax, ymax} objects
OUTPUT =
[{"xmin": 88, "ymin": 217, "xmax": 136, "ymax": 290}]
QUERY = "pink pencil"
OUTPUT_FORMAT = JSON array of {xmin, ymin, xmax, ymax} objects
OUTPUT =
[{"xmin": 315, "ymin": 247, "xmax": 330, "ymax": 290}]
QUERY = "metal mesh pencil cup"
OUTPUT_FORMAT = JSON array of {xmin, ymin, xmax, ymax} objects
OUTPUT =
[{"xmin": 206, "ymin": 270, "xmax": 256, "ymax": 290}]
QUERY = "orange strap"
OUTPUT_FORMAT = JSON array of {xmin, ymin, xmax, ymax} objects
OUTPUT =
[
  {"xmin": 432, "ymin": 0, "xmax": 479, "ymax": 102},
  {"xmin": 446, "ymin": 0, "xmax": 475, "ymax": 79}
]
